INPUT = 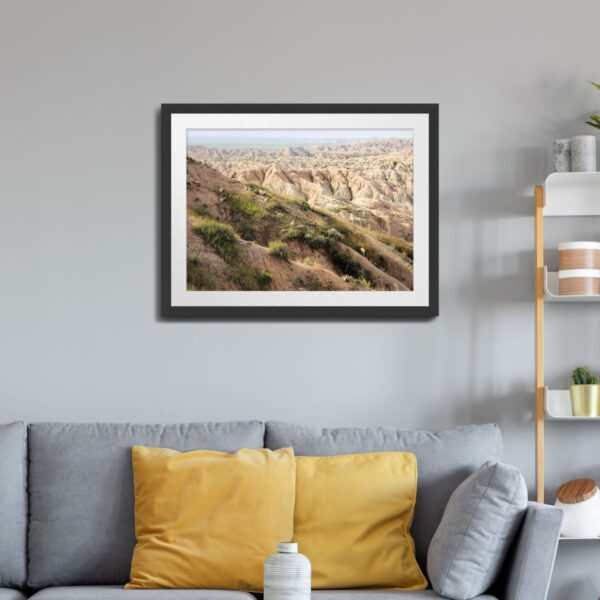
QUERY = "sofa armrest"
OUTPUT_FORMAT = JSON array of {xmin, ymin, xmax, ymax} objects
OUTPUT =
[{"xmin": 498, "ymin": 501, "xmax": 562, "ymax": 600}]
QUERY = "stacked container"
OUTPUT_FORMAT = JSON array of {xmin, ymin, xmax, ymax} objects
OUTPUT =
[{"xmin": 559, "ymin": 242, "xmax": 600, "ymax": 295}]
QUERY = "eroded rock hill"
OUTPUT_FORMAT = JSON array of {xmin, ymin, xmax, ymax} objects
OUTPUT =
[{"xmin": 187, "ymin": 138, "xmax": 413, "ymax": 240}]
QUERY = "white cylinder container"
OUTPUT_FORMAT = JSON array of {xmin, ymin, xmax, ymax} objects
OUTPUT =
[
  {"xmin": 556, "ymin": 487, "xmax": 600, "ymax": 538},
  {"xmin": 570, "ymin": 135, "xmax": 597, "ymax": 172},
  {"xmin": 264, "ymin": 543, "xmax": 311, "ymax": 600}
]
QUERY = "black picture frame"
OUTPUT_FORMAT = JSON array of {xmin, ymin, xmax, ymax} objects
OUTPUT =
[{"xmin": 161, "ymin": 104, "xmax": 438, "ymax": 319}]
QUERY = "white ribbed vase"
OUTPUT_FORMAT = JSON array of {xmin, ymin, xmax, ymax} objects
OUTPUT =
[{"xmin": 264, "ymin": 543, "xmax": 311, "ymax": 600}]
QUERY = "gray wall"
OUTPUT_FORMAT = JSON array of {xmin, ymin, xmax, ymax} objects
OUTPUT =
[{"xmin": 1, "ymin": 1, "xmax": 599, "ymax": 597}]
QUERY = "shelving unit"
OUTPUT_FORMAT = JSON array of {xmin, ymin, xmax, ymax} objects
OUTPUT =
[{"xmin": 535, "ymin": 172, "xmax": 600, "ymax": 541}]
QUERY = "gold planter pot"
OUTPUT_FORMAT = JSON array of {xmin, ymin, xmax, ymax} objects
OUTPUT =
[{"xmin": 570, "ymin": 385, "xmax": 600, "ymax": 417}]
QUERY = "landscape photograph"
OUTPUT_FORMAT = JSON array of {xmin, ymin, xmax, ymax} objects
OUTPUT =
[{"xmin": 186, "ymin": 128, "xmax": 414, "ymax": 292}]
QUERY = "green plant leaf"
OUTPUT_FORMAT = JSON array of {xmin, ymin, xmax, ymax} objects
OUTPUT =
[{"xmin": 589, "ymin": 81, "xmax": 600, "ymax": 91}]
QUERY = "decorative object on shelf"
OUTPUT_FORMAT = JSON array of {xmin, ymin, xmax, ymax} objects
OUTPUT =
[
  {"xmin": 559, "ymin": 241, "xmax": 600, "ymax": 270},
  {"xmin": 555, "ymin": 478, "xmax": 600, "ymax": 538},
  {"xmin": 552, "ymin": 139, "xmax": 571, "ymax": 172},
  {"xmin": 570, "ymin": 367, "xmax": 600, "ymax": 416},
  {"xmin": 558, "ymin": 269, "xmax": 600, "ymax": 295},
  {"xmin": 161, "ymin": 104, "xmax": 439, "ymax": 319},
  {"xmin": 264, "ymin": 542, "xmax": 311, "ymax": 600},
  {"xmin": 570, "ymin": 135, "xmax": 597, "ymax": 172},
  {"xmin": 585, "ymin": 81, "xmax": 600, "ymax": 131}
]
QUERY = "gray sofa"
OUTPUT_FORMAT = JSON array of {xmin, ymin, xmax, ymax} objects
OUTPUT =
[{"xmin": 0, "ymin": 421, "xmax": 561, "ymax": 600}]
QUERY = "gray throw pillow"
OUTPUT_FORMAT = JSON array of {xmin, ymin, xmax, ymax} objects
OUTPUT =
[{"xmin": 427, "ymin": 461, "xmax": 528, "ymax": 600}]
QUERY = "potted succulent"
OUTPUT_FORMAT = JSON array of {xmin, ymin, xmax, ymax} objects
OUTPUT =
[{"xmin": 571, "ymin": 367, "xmax": 600, "ymax": 417}]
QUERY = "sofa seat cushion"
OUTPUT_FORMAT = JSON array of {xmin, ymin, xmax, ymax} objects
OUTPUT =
[
  {"xmin": 28, "ymin": 588, "xmax": 258, "ymax": 600},
  {"xmin": 27, "ymin": 421, "xmax": 265, "ymax": 588},
  {"xmin": 265, "ymin": 422, "xmax": 503, "ymax": 570},
  {"xmin": 311, "ymin": 591, "xmax": 497, "ymax": 600},
  {"xmin": 0, "ymin": 589, "xmax": 27, "ymax": 600}
]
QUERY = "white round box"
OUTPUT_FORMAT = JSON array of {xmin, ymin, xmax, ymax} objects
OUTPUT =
[{"xmin": 555, "ymin": 486, "xmax": 600, "ymax": 538}]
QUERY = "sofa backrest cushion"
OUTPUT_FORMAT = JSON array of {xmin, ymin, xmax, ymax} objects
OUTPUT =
[
  {"xmin": 27, "ymin": 421, "xmax": 265, "ymax": 588},
  {"xmin": 0, "ymin": 422, "xmax": 27, "ymax": 588},
  {"xmin": 265, "ymin": 421, "xmax": 503, "ymax": 570}
]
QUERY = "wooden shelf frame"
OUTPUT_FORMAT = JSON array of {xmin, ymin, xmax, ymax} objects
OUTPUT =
[{"xmin": 535, "ymin": 185, "xmax": 545, "ymax": 502}]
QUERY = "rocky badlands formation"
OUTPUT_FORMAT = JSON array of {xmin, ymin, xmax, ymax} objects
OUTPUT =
[{"xmin": 187, "ymin": 138, "xmax": 413, "ymax": 240}]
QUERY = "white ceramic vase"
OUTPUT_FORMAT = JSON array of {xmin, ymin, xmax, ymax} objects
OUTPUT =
[
  {"xmin": 555, "ymin": 487, "xmax": 600, "ymax": 538},
  {"xmin": 264, "ymin": 543, "xmax": 311, "ymax": 600},
  {"xmin": 570, "ymin": 135, "xmax": 597, "ymax": 172}
]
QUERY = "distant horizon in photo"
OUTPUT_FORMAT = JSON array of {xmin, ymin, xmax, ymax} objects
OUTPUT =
[{"xmin": 187, "ymin": 128, "xmax": 413, "ymax": 149}]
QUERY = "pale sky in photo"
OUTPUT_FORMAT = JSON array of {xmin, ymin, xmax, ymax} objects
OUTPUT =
[{"xmin": 187, "ymin": 128, "xmax": 413, "ymax": 148}]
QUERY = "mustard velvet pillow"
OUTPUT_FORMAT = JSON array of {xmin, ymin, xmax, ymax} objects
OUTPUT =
[
  {"xmin": 293, "ymin": 452, "xmax": 427, "ymax": 590},
  {"xmin": 127, "ymin": 446, "xmax": 296, "ymax": 590}
]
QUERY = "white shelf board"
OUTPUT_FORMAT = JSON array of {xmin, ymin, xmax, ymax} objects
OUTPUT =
[
  {"xmin": 543, "ymin": 172, "xmax": 600, "ymax": 216},
  {"xmin": 544, "ymin": 267, "xmax": 600, "ymax": 302},
  {"xmin": 559, "ymin": 536, "xmax": 600, "ymax": 541},
  {"xmin": 545, "ymin": 387, "xmax": 600, "ymax": 420}
]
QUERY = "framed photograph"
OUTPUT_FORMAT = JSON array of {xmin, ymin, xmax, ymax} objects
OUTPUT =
[{"xmin": 162, "ymin": 104, "xmax": 438, "ymax": 318}]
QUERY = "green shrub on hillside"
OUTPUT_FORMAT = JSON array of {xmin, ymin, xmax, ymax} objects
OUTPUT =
[
  {"xmin": 255, "ymin": 270, "xmax": 273, "ymax": 290},
  {"xmin": 295, "ymin": 273, "xmax": 323, "ymax": 291},
  {"xmin": 268, "ymin": 241, "xmax": 290, "ymax": 260},
  {"xmin": 328, "ymin": 245, "xmax": 364, "ymax": 279},
  {"xmin": 237, "ymin": 221, "xmax": 257, "ymax": 241},
  {"xmin": 220, "ymin": 190, "xmax": 267, "ymax": 219},
  {"xmin": 282, "ymin": 224, "xmax": 331, "ymax": 250},
  {"xmin": 191, "ymin": 204, "xmax": 211, "ymax": 218},
  {"xmin": 193, "ymin": 221, "xmax": 238, "ymax": 262},
  {"xmin": 375, "ymin": 233, "xmax": 413, "ymax": 261},
  {"xmin": 187, "ymin": 255, "xmax": 215, "ymax": 290},
  {"xmin": 353, "ymin": 276, "xmax": 374, "ymax": 290},
  {"xmin": 324, "ymin": 227, "xmax": 344, "ymax": 242}
]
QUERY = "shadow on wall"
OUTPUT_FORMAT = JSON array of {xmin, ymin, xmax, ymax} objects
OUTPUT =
[
  {"xmin": 456, "ymin": 389, "xmax": 534, "ymax": 425},
  {"xmin": 551, "ymin": 545, "xmax": 600, "ymax": 600},
  {"xmin": 456, "ymin": 146, "xmax": 546, "ymax": 417},
  {"xmin": 560, "ymin": 578, "xmax": 596, "ymax": 600}
]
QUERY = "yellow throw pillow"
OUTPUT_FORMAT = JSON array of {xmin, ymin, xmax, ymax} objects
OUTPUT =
[
  {"xmin": 127, "ymin": 446, "xmax": 296, "ymax": 590},
  {"xmin": 293, "ymin": 452, "xmax": 427, "ymax": 590}
]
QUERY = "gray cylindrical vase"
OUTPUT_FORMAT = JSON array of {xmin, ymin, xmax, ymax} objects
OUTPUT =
[
  {"xmin": 552, "ymin": 139, "xmax": 571, "ymax": 172},
  {"xmin": 570, "ymin": 135, "xmax": 597, "ymax": 172},
  {"xmin": 264, "ymin": 542, "xmax": 311, "ymax": 600}
]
